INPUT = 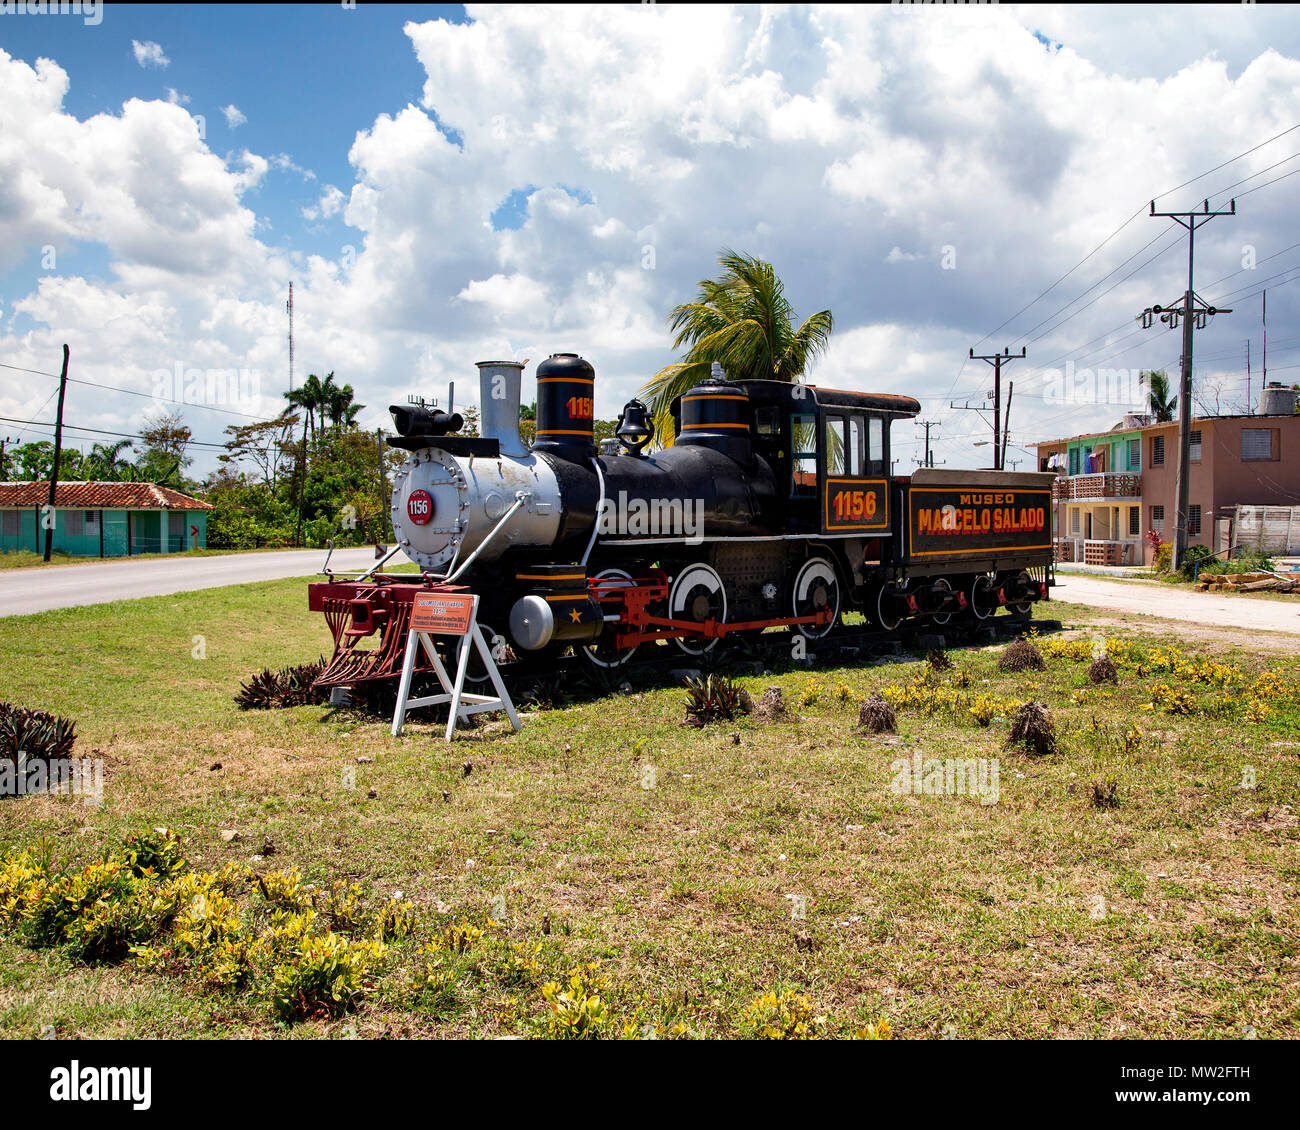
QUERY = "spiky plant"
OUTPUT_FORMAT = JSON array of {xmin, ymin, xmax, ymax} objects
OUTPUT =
[
  {"xmin": 925, "ymin": 649, "xmax": 952, "ymax": 671},
  {"xmin": 0, "ymin": 702, "xmax": 78, "ymax": 766},
  {"xmin": 1087, "ymin": 655, "xmax": 1119, "ymax": 685},
  {"xmin": 234, "ymin": 659, "xmax": 328, "ymax": 710},
  {"xmin": 683, "ymin": 674, "xmax": 752, "ymax": 727}
]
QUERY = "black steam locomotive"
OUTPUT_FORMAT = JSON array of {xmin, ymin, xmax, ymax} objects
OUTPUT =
[{"xmin": 309, "ymin": 353, "xmax": 1054, "ymax": 686}]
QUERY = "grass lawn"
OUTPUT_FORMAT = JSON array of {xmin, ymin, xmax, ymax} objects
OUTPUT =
[{"xmin": 1, "ymin": 580, "xmax": 1297, "ymax": 1039}]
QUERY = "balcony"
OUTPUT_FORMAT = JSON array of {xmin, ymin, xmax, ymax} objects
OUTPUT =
[
  {"xmin": 1052, "ymin": 473, "xmax": 1142, "ymax": 501},
  {"xmin": 1055, "ymin": 537, "xmax": 1144, "ymax": 566}
]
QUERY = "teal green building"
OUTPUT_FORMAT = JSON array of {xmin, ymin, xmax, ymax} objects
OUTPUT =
[{"xmin": 0, "ymin": 482, "xmax": 210, "ymax": 558}]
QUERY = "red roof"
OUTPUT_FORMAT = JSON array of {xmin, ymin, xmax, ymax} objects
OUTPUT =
[{"xmin": 0, "ymin": 482, "xmax": 212, "ymax": 510}]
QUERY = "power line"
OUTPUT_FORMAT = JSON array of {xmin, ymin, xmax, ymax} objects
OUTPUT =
[{"xmin": 947, "ymin": 122, "xmax": 1300, "ymax": 403}]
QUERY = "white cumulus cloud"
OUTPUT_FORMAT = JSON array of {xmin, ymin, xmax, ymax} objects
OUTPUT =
[{"xmin": 132, "ymin": 41, "xmax": 169, "ymax": 69}]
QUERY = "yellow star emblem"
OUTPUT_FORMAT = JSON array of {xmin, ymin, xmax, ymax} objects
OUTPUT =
[{"xmin": 569, "ymin": 607, "xmax": 583, "ymax": 623}]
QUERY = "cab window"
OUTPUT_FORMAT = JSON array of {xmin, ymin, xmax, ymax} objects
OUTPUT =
[
  {"xmin": 824, "ymin": 415, "xmax": 846, "ymax": 476},
  {"xmin": 866, "ymin": 417, "xmax": 885, "ymax": 476},
  {"xmin": 791, "ymin": 413, "xmax": 816, "ymax": 496},
  {"xmin": 848, "ymin": 416, "xmax": 865, "ymax": 476}
]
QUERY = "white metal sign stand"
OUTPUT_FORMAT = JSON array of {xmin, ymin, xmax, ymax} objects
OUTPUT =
[{"xmin": 390, "ymin": 593, "xmax": 522, "ymax": 743}]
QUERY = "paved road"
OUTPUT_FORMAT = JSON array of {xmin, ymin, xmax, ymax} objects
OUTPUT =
[
  {"xmin": 0, "ymin": 547, "xmax": 385, "ymax": 617},
  {"xmin": 1053, "ymin": 573, "xmax": 1300, "ymax": 636}
]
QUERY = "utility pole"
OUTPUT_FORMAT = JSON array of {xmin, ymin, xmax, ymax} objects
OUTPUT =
[
  {"xmin": 1001, "ymin": 381, "xmax": 1014, "ymax": 471},
  {"xmin": 43, "ymin": 344, "xmax": 70, "ymax": 563},
  {"xmin": 375, "ymin": 427, "xmax": 390, "ymax": 544},
  {"xmin": 958, "ymin": 347, "xmax": 1025, "ymax": 469},
  {"xmin": 1137, "ymin": 196, "xmax": 1235, "ymax": 570},
  {"xmin": 915, "ymin": 419, "xmax": 940, "ymax": 468},
  {"xmin": 286, "ymin": 281, "xmax": 295, "ymax": 394},
  {"xmin": 1261, "ymin": 290, "xmax": 1268, "ymax": 391},
  {"xmin": 0, "ymin": 435, "xmax": 15, "ymax": 480}
]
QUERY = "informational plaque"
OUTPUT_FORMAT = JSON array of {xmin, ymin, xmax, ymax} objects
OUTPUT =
[
  {"xmin": 410, "ymin": 590, "xmax": 476, "ymax": 635},
  {"xmin": 391, "ymin": 589, "xmax": 520, "ymax": 743}
]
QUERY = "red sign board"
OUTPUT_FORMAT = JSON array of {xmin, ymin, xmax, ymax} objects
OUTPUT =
[
  {"xmin": 411, "ymin": 591, "xmax": 475, "ymax": 635},
  {"xmin": 407, "ymin": 490, "xmax": 434, "ymax": 526}
]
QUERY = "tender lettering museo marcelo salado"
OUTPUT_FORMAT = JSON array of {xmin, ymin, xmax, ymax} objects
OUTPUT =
[{"xmin": 49, "ymin": 1061, "xmax": 151, "ymax": 1111}]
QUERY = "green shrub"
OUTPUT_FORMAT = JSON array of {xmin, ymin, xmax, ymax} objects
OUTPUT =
[
  {"xmin": 270, "ymin": 933, "xmax": 386, "ymax": 1021},
  {"xmin": 122, "ymin": 827, "xmax": 188, "ymax": 879},
  {"xmin": 1153, "ymin": 543, "xmax": 1173, "ymax": 573},
  {"xmin": 1179, "ymin": 544, "xmax": 1216, "ymax": 579}
]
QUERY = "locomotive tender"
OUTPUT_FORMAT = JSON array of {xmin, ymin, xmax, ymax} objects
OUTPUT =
[{"xmin": 309, "ymin": 354, "xmax": 1054, "ymax": 687}]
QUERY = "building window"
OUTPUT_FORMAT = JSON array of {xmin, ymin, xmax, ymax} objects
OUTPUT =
[
  {"xmin": 1151, "ymin": 505, "xmax": 1164, "ymax": 535},
  {"xmin": 1151, "ymin": 435, "xmax": 1165, "ymax": 466},
  {"xmin": 1188, "ymin": 504, "xmax": 1202, "ymax": 536},
  {"xmin": 1189, "ymin": 430, "xmax": 1202, "ymax": 463},
  {"xmin": 1070, "ymin": 509, "xmax": 1080, "ymax": 534},
  {"xmin": 1241, "ymin": 428, "xmax": 1274, "ymax": 461},
  {"xmin": 1068, "ymin": 448, "xmax": 1079, "ymax": 476},
  {"xmin": 1, "ymin": 510, "xmax": 18, "ymax": 538},
  {"xmin": 1126, "ymin": 439, "xmax": 1140, "ymax": 471},
  {"xmin": 64, "ymin": 510, "xmax": 99, "ymax": 537},
  {"xmin": 1128, "ymin": 506, "xmax": 1140, "ymax": 536}
]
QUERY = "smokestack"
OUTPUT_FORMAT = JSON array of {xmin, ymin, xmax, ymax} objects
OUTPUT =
[{"xmin": 475, "ymin": 360, "xmax": 527, "ymax": 457}]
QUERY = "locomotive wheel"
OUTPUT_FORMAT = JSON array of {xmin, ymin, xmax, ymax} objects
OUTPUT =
[
  {"xmin": 874, "ymin": 582, "xmax": 905, "ymax": 632},
  {"xmin": 930, "ymin": 577, "xmax": 955, "ymax": 626},
  {"xmin": 465, "ymin": 622, "xmax": 511, "ymax": 685},
  {"xmin": 669, "ymin": 563, "xmax": 727, "ymax": 655},
  {"xmin": 969, "ymin": 574, "xmax": 998, "ymax": 622},
  {"xmin": 581, "ymin": 568, "xmax": 640, "ymax": 669},
  {"xmin": 792, "ymin": 557, "xmax": 841, "ymax": 640},
  {"xmin": 1007, "ymin": 570, "xmax": 1034, "ymax": 615}
]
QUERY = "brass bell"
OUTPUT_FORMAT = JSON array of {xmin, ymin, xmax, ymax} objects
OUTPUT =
[{"xmin": 616, "ymin": 398, "xmax": 654, "ymax": 455}]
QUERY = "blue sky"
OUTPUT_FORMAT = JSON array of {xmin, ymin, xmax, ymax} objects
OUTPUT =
[
  {"xmin": 1, "ymin": 4, "xmax": 465, "ymax": 308},
  {"xmin": 1, "ymin": 4, "xmax": 1298, "ymax": 474}
]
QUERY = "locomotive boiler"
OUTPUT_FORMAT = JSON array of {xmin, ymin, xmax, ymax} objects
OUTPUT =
[{"xmin": 308, "ymin": 353, "xmax": 1055, "ymax": 689}]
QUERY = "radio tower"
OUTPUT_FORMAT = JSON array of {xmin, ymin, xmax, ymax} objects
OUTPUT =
[{"xmin": 286, "ymin": 281, "xmax": 295, "ymax": 394}]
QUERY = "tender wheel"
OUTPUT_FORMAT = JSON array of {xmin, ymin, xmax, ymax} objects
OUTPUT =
[
  {"xmin": 668, "ymin": 563, "xmax": 727, "ymax": 655},
  {"xmin": 581, "ymin": 569, "xmax": 639, "ymax": 669},
  {"xmin": 874, "ymin": 582, "xmax": 905, "ymax": 632},
  {"xmin": 930, "ymin": 577, "xmax": 955, "ymax": 626},
  {"xmin": 1008, "ymin": 570, "xmax": 1034, "ymax": 615},
  {"xmin": 792, "ymin": 557, "xmax": 841, "ymax": 640},
  {"xmin": 969, "ymin": 574, "xmax": 998, "ymax": 622}
]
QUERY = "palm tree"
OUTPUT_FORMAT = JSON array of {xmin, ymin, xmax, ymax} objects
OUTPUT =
[
  {"xmin": 285, "ymin": 373, "xmax": 327, "ymax": 447},
  {"xmin": 1140, "ymin": 369, "xmax": 1176, "ymax": 422},
  {"xmin": 83, "ymin": 439, "xmax": 134, "ymax": 480},
  {"xmin": 640, "ymin": 249, "xmax": 834, "ymax": 444},
  {"xmin": 326, "ymin": 381, "xmax": 364, "ymax": 431}
]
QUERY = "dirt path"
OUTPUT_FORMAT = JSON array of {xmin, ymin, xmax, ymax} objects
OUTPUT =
[{"xmin": 1051, "ymin": 574, "xmax": 1300, "ymax": 651}]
